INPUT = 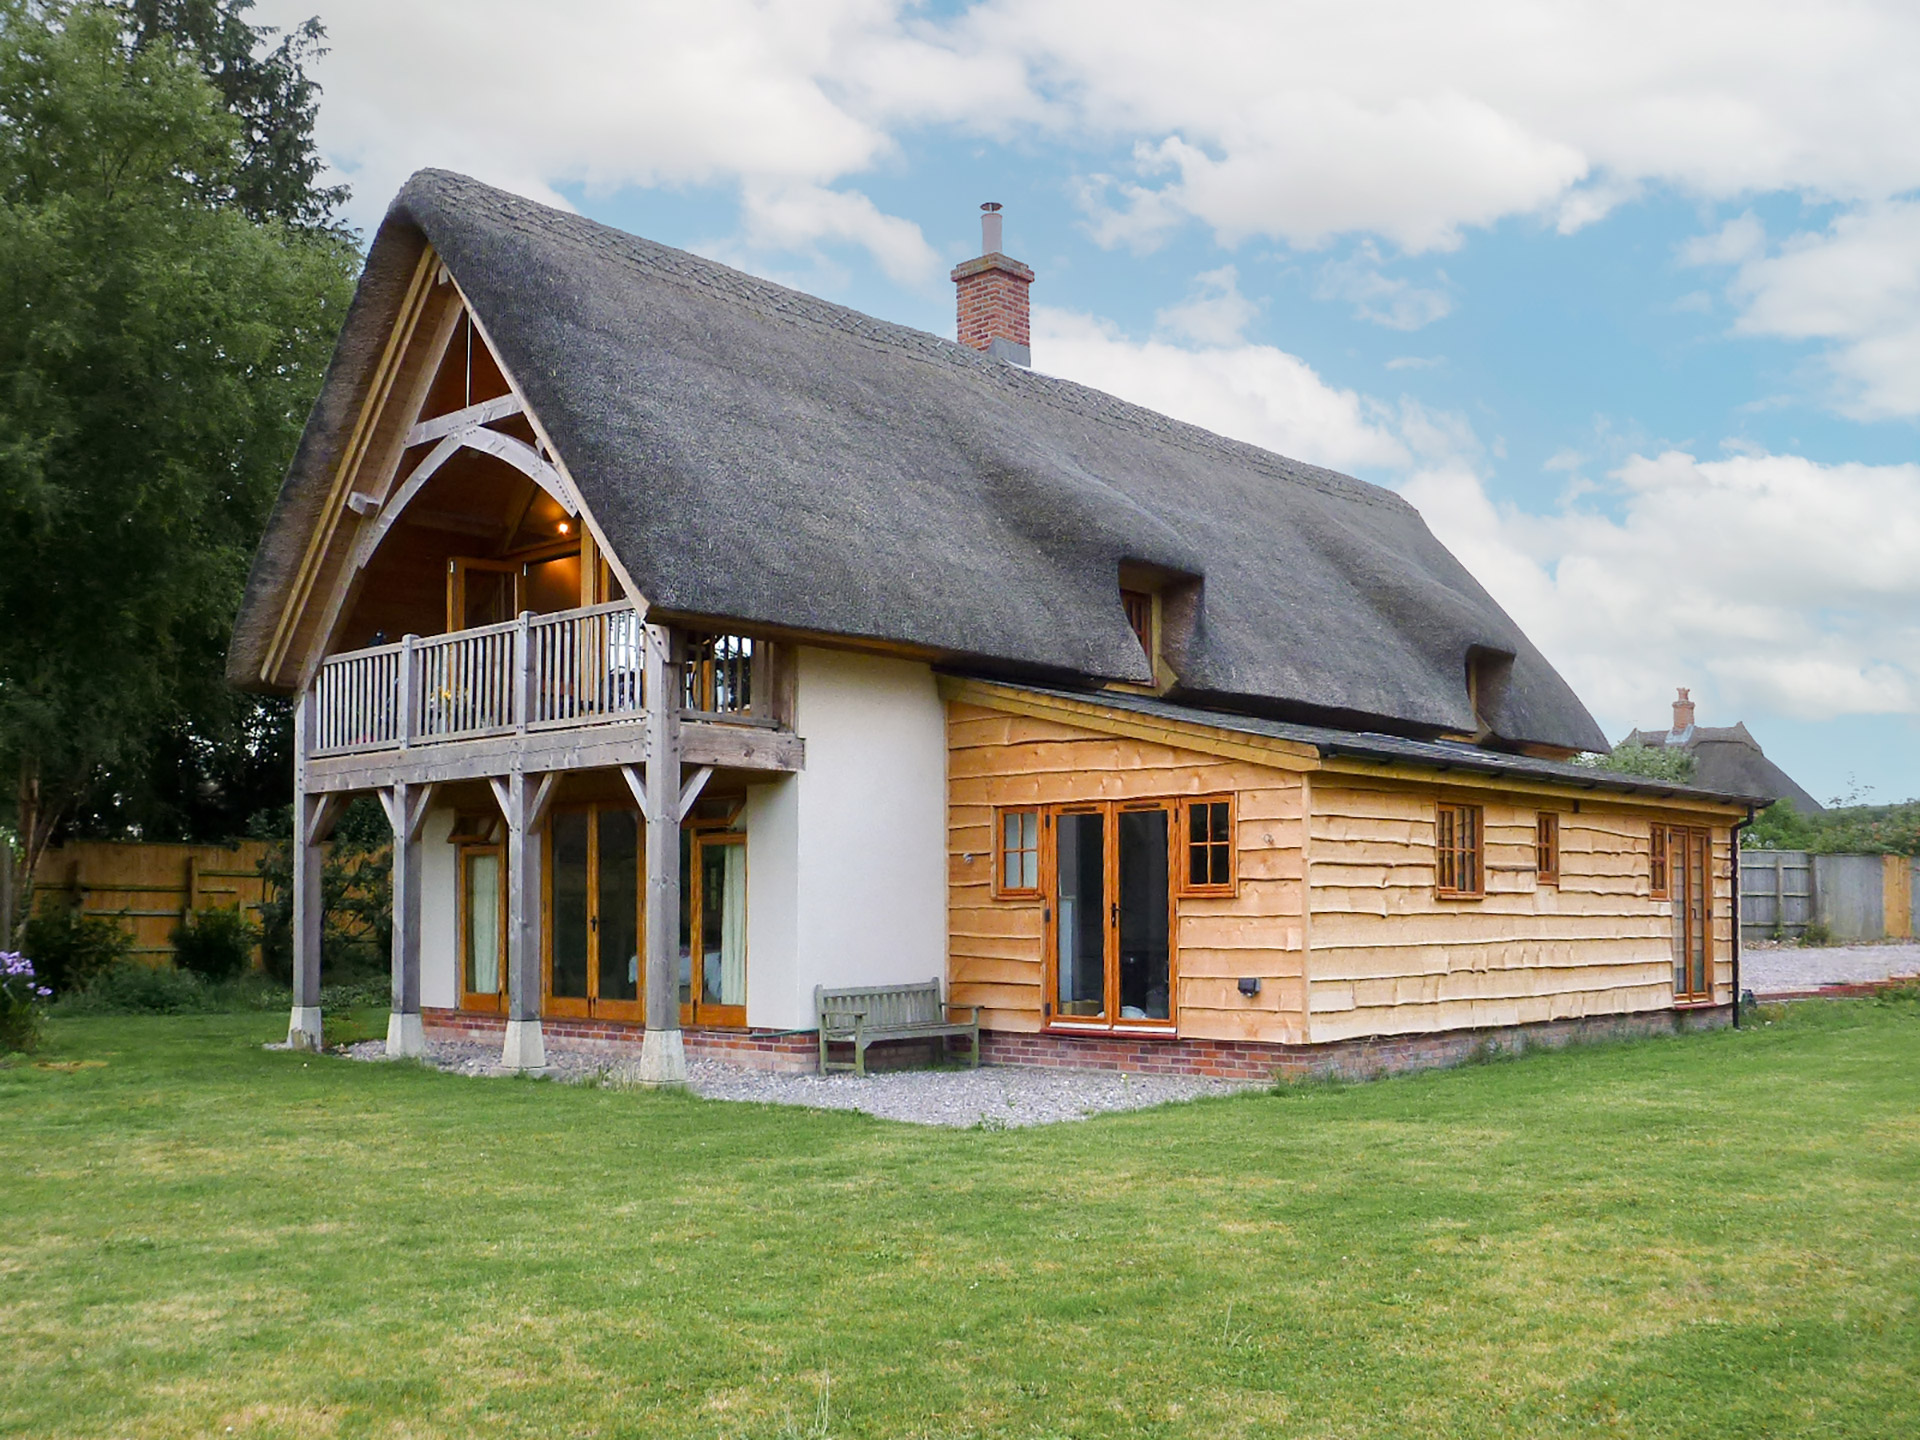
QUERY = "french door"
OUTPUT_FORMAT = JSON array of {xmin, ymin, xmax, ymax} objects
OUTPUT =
[
  {"xmin": 1669, "ymin": 826, "xmax": 1713, "ymax": 1002},
  {"xmin": 545, "ymin": 804, "xmax": 645, "ymax": 1022},
  {"xmin": 680, "ymin": 829, "xmax": 748, "ymax": 1028},
  {"xmin": 1047, "ymin": 802, "xmax": 1175, "ymax": 1027},
  {"xmin": 458, "ymin": 843, "xmax": 507, "ymax": 1012}
]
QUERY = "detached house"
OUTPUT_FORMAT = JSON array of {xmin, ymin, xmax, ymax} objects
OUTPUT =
[{"xmin": 230, "ymin": 171, "xmax": 1759, "ymax": 1082}]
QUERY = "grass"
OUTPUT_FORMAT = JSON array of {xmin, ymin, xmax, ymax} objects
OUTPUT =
[{"xmin": 2, "ymin": 999, "xmax": 1917, "ymax": 1439}]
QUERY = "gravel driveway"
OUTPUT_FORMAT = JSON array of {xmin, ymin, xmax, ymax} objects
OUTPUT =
[
  {"xmin": 1742, "ymin": 941, "xmax": 1920, "ymax": 995},
  {"xmin": 341, "ymin": 1034, "xmax": 1260, "ymax": 1127}
]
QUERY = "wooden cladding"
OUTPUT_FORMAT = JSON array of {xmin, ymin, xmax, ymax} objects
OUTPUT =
[
  {"xmin": 1536, "ymin": 812, "xmax": 1560, "ymax": 886},
  {"xmin": 1434, "ymin": 803, "xmax": 1484, "ymax": 898}
]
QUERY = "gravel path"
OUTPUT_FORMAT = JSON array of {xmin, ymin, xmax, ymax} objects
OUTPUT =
[
  {"xmin": 339, "ymin": 1034, "xmax": 1259, "ymax": 1127},
  {"xmin": 1743, "ymin": 941, "xmax": 1920, "ymax": 994}
]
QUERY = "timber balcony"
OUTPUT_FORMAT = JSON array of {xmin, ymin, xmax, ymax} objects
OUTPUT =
[{"xmin": 300, "ymin": 602, "xmax": 803, "ymax": 793}]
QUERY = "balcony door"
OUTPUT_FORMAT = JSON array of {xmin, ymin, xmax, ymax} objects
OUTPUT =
[
  {"xmin": 545, "ymin": 804, "xmax": 644, "ymax": 1022},
  {"xmin": 1048, "ymin": 802, "xmax": 1174, "ymax": 1028}
]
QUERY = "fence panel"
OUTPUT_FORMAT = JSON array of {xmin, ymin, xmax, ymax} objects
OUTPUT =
[
  {"xmin": 1740, "ymin": 850, "xmax": 1813, "ymax": 941},
  {"xmin": 31, "ymin": 840, "xmax": 275, "ymax": 962}
]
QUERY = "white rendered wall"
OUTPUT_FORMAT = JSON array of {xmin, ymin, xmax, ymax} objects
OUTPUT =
[
  {"xmin": 743, "ymin": 647, "xmax": 949, "ymax": 1029},
  {"xmin": 419, "ymin": 808, "xmax": 459, "ymax": 1010}
]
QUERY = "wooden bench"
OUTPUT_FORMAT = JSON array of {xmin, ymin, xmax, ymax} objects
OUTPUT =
[{"xmin": 814, "ymin": 980, "xmax": 981, "ymax": 1076}]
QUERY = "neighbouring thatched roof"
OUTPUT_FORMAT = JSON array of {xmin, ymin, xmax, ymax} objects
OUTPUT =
[
  {"xmin": 1622, "ymin": 723, "xmax": 1824, "ymax": 812},
  {"xmin": 232, "ymin": 169, "xmax": 1609, "ymax": 752}
]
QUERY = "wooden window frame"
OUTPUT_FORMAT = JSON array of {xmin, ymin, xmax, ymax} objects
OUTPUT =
[
  {"xmin": 1650, "ymin": 823, "xmax": 1670, "ymax": 900},
  {"xmin": 456, "ymin": 840, "xmax": 507, "ymax": 1013},
  {"xmin": 1434, "ymin": 802, "xmax": 1485, "ymax": 899},
  {"xmin": 1178, "ymin": 794, "xmax": 1237, "ymax": 897},
  {"xmin": 1535, "ymin": 812, "xmax": 1560, "ymax": 887},
  {"xmin": 993, "ymin": 806, "xmax": 1042, "ymax": 899}
]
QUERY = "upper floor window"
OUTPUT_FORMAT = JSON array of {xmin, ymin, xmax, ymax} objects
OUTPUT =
[
  {"xmin": 1120, "ymin": 588, "xmax": 1154, "ymax": 660},
  {"xmin": 1536, "ymin": 812, "xmax": 1560, "ymax": 886},
  {"xmin": 683, "ymin": 633, "xmax": 755, "ymax": 716},
  {"xmin": 1435, "ymin": 802, "xmax": 1483, "ymax": 898}
]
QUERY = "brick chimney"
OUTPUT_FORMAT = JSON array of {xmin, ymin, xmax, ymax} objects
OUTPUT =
[
  {"xmin": 952, "ymin": 202, "xmax": 1034, "ymax": 366},
  {"xmin": 1671, "ymin": 687, "xmax": 1696, "ymax": 734}
]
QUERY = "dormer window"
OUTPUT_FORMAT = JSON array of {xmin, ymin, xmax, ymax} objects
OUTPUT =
[{"xmin": 1120, "ymin": 588, "xmax": 1155, "ymax": 660}]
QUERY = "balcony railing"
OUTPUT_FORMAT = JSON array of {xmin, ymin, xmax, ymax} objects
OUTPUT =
[{"xmin": 309, "ymin": 603, "xmax": 758, "ymax": 758}]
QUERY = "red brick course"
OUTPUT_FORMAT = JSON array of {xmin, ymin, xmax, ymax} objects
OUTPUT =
[
  {"xmin": 951, "ymin": 253, "xmax": 1034, "ymax": 354},
  {"xmin": 424, "ymin": 1005, "xmax": 1729, "ymax": 1082}
]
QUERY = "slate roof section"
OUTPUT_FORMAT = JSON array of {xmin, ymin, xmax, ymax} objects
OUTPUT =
[
  {"xmin": 1621, "ymin": 723, "xmax": 1825, "ymax": 812},
  {"xmin": 232, "ymin": 169, "xmax": 1609, "ymax": 752},
  {"xmin": 1007, "ymin": 682, "xmax": 1766, "ymax": 807}
]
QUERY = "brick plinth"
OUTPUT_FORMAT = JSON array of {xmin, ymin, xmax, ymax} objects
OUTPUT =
[
  {"xmin": 969, "ymin": 1006, "xmax": 1730, "ymax": 1083},
  {"xmin": 423, "ymin": 1005, "xmax": 1730, "ymax": 1083},
  {"xmin": 420, "ymin": 1008, "xmax": 820, "ymax": 1073}
]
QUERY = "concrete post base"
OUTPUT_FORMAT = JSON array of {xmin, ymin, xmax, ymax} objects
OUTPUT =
[
  {"xmin": 500, "ymin": 1018, "xmax": 546, "ymax": 1072},
  {"xmin": 637, "ymin": 1027, "xmax": 688, "ymax": 1087},
  {"xmin": 287, "ymin": 1006, "xmax": 323, "ymax": 1052},
  {"xmin": 386, "ymin": 1011, "xmax": 427, "ymax": 1059}
]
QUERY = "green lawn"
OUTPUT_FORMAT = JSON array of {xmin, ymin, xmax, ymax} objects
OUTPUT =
[{"xmin": 3, "ymin": 1001, "xmax": 1917, "ymax": 1439}]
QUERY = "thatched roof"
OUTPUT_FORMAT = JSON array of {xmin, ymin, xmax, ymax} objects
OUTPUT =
[
  {"xmin": 232, "ymin": 169, "xmax": 1609, "ymax": 752},
  {"xmin": 1622, "ymin": 723, "xmax": 1823, "ymax": 811}
]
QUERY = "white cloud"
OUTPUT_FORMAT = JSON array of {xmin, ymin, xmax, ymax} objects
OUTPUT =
[
  {"xmin": 951, "ymin": 0, "xmax": 1920, "ymax": 252},
  {"xmin": 1153, "ymin": 266, "xmax": 1258, "ymax": 345},
  {"xmin": 1033, "ymin": 307, "xmax": 1412, "ymax": 474},
  {"xmin": 1314, "ymin": 244, "xmax": 1453, "ymax": 330},
  {"xmin": 1688, "ymin": 201, "xmax": 1920, "ymax": 419},
  {"xmin": 1401, "ymin": 450, "xmax": 1920, "ymax": 730}
]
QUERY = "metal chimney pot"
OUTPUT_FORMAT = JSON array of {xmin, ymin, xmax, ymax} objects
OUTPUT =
[{"xmin": 980, "ymin": 202, "xmax": 1003, "ymax": 255}]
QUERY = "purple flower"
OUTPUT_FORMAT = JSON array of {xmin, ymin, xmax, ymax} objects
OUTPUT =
[{"xmin": 35, "ymin": 987, "xmax": 51, "ymax": 998}]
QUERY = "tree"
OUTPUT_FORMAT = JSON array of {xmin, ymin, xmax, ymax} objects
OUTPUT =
[
  {"xmin": 0, "ymin": 1, "xmax": 358, "ymax": 931},
  {"xmin": 1574, "ymin": 743, "xmax": 1696, "ymax": 785}
]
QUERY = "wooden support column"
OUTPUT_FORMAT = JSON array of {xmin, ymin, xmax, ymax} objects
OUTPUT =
[
  {"xmin": 289, "ymin": 690, "xmax": 341, "ymax": 1051},
  {"xmin": 639, "ymin": 621, "xmax": 687, "ymax": 1086},
  {"xmin": 379, "ymin": 778, "xmax": 435, "ymax": 1058},
  {"xmin": 490, "ymin": 768, "xmax": 555, "ymax": 1071}
]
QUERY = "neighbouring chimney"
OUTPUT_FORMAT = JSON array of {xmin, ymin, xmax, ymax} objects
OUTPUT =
[
  {"xmin": 952, "ymin": 201, "xmax": 1034, "ymax": 366},
  {"xmin": 1672, "ymin": 687, "xmax": 1695, "ymax": 733}
]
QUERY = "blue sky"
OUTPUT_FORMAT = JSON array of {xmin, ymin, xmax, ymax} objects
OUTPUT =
[{"xmin": 265, "ymin": 0, "xmax": 1920, "ymax": 804}]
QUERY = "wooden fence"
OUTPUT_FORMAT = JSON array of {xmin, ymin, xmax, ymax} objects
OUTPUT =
[
  {"xmin": 30, "ymin": 840, "xmax": 275, "ymax": 962},
  {"xmin": 1741, "ymin": 849, "xmax": 1918, "ymax": 943}
]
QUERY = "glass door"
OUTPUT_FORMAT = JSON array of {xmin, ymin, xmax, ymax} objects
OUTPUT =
[
  {"xmin": 1670, "ymin": 827, "xmax": 1713, "ymax": 1002},
  {"xmin": 1047, "ymin": 802, "xmax": 1175, "ymax": 1027},
  {"xmin": 545, "ymin": 804, "xmax": 645, "ymax": 1022},
  {"xmin": 458, "ymin": 844, "xmax": 506, "ymax": 1012},
  {"xmin": 679, "ymin": 829, "xmax": 748, "ymax": 1028}
]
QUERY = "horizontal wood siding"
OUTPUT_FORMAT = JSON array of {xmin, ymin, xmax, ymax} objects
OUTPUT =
[
  {"xmin": 947, "ymin": 701, "xmax": 1308, "ymax": 1043},
  {"xmin": 1307, "ymin": 782, "xmax": 1735, "ymax": 1042}
]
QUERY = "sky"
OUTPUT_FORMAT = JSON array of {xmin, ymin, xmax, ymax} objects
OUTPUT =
[{"xmin": 259, "ymin": 0, "xmax": 1920, "ymax": 805}]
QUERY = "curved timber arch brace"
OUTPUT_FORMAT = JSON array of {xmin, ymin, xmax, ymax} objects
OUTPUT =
[{"xmin": 347, "ymin": 396, "xmax": 581, "ymax": 575}]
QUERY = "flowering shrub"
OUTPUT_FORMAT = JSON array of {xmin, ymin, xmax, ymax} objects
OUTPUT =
[{"xmin": 0, "ymin": 951, "xmax": 52, "ymax": 1052}]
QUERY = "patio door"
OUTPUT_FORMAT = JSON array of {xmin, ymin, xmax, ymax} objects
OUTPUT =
[
  {"xmin": 1048, "ymin": 802, "xmax": 1174, "ymax": 1027},
  {"xmin": 1669, "ymin": 826, "xmax": 1713, "ymax": 1002},
  {"xmin": 545, "ymin": 804, "xmax": 645, "ymax": 1022},
  {"xmin": 680, "ymin": 828, "xmax": 747, "ymax": 1028}
]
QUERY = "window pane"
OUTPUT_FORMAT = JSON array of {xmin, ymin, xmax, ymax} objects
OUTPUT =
[
  {"xmin": 597, "ymin": 809, "xmax": 639, "ymax": 1003},
  {"xmin": 1209, "ymin": 840, "xmax": 1229, "ymax": 887},
  {"xmin": 1208, "ymin": 801, "xmax": 1230, "ymax": 844},
  {"xmin": 701, "ymin": 840, "xmax": 747, "ymax": 1008},
  {"xmin": 550, "ymin": 811, "xmax": 590, "ymax": 999},
  {"xmin": 1118, "ymin": 809, "xmax": 1171, "ymax": 1020},
  {"xmin": 1019, "ymin": 848, "xmax": 1038, "ymax": 890},
  {"xmin": 1055, "ymin": 813, "xmax": 1105, "ymax": 1017},
  {"xmin": 464, "ymin": 851, "xmax": 500, "ymax": 996}
]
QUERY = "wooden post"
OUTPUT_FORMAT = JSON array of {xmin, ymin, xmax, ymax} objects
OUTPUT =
[
  {"xmin": 184, "ymin": 854, "xmax": 200, "ymax": 926},
  {"xmin": 397, "ymin": 634, "xmax": 417, "ymax": 749},
  {"xmin": 382, "ymin": 779, "xmax": 433, "ymax": 1058},
  {"xmin": 288, "ymin": 688, "xmax": 333, "ymax": 1051},
  {"xmin": 514, "ymin": 610, "xmax": 533, "ymax": 734},
  {"xmin": 638, "ymin": 621, "xmax": 687, "ymax": 1086},
  {"xmin": 491, "ymin": 768, "xmax": 553, "ymax": 1071}
]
